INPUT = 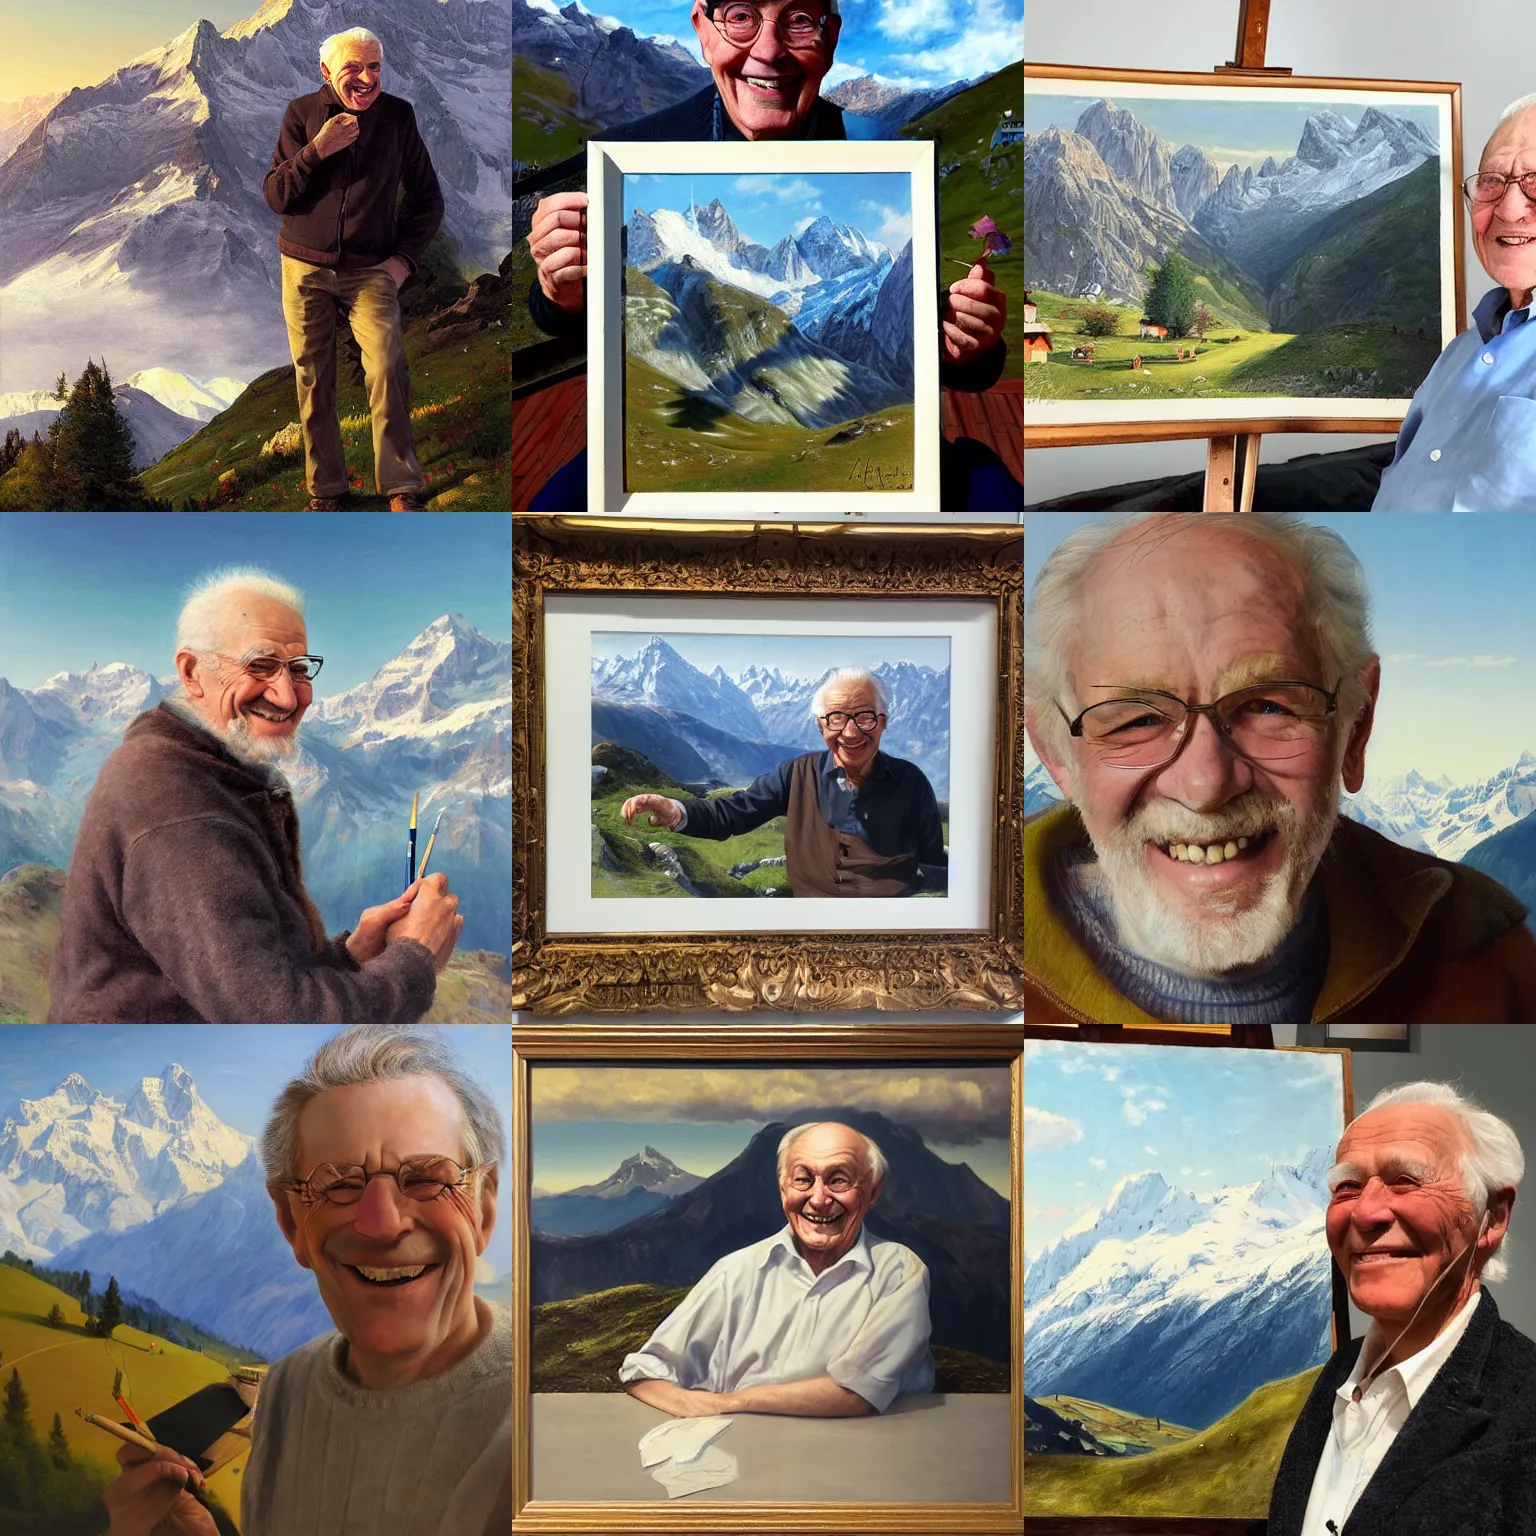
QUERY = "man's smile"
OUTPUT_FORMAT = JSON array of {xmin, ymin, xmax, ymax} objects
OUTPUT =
[
  {"xmin": 246, "ymin": 702, "xmax": 297, "ymax": 723},
  {"xmin": 345, "ymin": 1261, "xmax": 439, "ymax": 1288}
]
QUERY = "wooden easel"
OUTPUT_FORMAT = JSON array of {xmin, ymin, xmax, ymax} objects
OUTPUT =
[{"xmin": 1201, "ymin": 0, "xmax": 1292, "ymax": 510}]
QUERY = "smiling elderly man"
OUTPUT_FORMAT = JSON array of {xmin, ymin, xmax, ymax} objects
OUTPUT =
[
  {"xmin": 1267, "ymin": 1081, "xmax": 1536, "ymax": 1536},
  {"xmin": 1375, "ymin": 93, "xmax": 1536, "ymax": 509},
  {"xmin": 1024, "ymin": 513, "xmax": 1536, "ymax": 1023},
  {"xmin": 101, "ymin": 1027, "xmax": 511, "ymax": 1536},
  {"xmin": 620, "ymin": 1121, "xmax": 933, "ymax": 1417},
  {"xmin": 621, "ymin": 665, "xmax": 947, "ymax": 896},
  {"xmin": 264, "ymin": 27, "xmax": 444, "ymax": 511},
  {"xmin": 48, "ymin": 568, "xmax": 463, "ymax": 1023}
]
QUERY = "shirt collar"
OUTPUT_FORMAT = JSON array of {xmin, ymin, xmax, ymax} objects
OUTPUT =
[
  {"xmin": 711, "ymin": 86, "xmax": 821, "ymax": 141},
  {"xmin": 1337, "ymin": 1288, "xmax": 1481, "ymax": 1414},
  {"xmin": 764, "ymin": 1223, "xmax": 875, "ymax": 1279},
  {"xmin": 1474, "ymin": 285, "xmax": 1531, "ymax": 341},
  {"xmin": 819, "ymin": 748, "xmax": 890, "ymax": 789}
]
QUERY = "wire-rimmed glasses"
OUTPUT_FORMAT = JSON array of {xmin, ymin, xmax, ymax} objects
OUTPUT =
[
  {"xmin": 282, "ymin": 1155, "xmax": 479, "ymax": 1207},
  {"xmin": 214, "ymin": 651, "xmax": 324, "ymax": 683},
  {"xmin": 704, "ymin": 0, "xmax": 830, "ymax": 46},
  {"xmin": 1463, "ymin": 170, "xmax": 1536, "ymax": 204},
  {"xmin": 819, "ymin": 710, "xmax": 885, "ymax": 733},
  {"xmin": 1059, "ymin": 680, "xmax": 1340, "ymax": 771}
]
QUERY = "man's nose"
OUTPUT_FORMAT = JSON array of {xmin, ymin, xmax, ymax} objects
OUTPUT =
[
  {"xmin": 1494, "ymin": 178, "xmax": 1535, "ymax": 219},
  {"xmin": 263, "ymin": 668, "xmax": 300, "ymax": 708},
  {"xmin": 1352, "ymin": 1176, "xmax": 1397, "ymax": 1226},
  {"xmin": 349, "ymin": 1175, "xmax": 413, "ymax": 1239},
  {"xmin": 1149, "ymin": 711, "xmax": 1253, "ymax": 810},
  {"xmin": 747, "ymin": 18, "xmax": 791, "ymax": 60}
]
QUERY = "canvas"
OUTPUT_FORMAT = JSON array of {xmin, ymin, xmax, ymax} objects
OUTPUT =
[
  {"xmin": 1024, "ymin": 1039, "xmax": 1350, "ymax": 1523},
  {"xmin": 1023, "ymin": 65, "xmax": 1464, "ymax": 445}
]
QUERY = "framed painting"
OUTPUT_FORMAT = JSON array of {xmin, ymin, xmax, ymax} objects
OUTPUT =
[
  {"xmin": 586, "ymin": 139, "xmax": 942, "ymax": 512},
  {"xmin": 512, "ymin": 517, "xmax": 1024, "ymax": 1013},
  {"xmin": 1023, "ymin": 64, "xmax": 1464, "ymax": 447},
  {"xmin": 1024, "ymin": 1036, "xmax": 1353, "ymax": 1533},
  {"xmin": 511, "ymin": 1022, "xmax": 1023, "ymax": 1533}
]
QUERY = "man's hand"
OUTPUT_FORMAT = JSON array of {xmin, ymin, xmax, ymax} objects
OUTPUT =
[
  {"xmin": 625, "ymin": 1379, "xmax": 728, "ymax": 1417},
  {"xmin": 384, "ymin": 871, "xmax": 464, "ymax": 974},
  {"xmin": 528, "ymin": 191, "xmax": 588, "ymax": 312},
  {"xmin": 346, "ymin": 883, "xmax": 422, "ymax": 964},
  {"xmin": 941, "ymin": 261, "xmax": 1006, "ymax": 364},
  {"xmin": 311, "ymin": 111, "xmax": 361, "ymax": 159},
  {"xmin": 380, "ymin": 255, "xmax": 411, "ymax": 290},
  {"xmin": 622, "ymin": 793, "xmax": 682, "ymax": 829},
  {"xmin": 103, "ymin": 1443, "xmax": 217, "ymax": 1536}
]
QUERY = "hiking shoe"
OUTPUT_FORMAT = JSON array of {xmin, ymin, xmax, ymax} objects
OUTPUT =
[
  {"xmin": 306, "ymin": 494, "xmax": 348, "ymax": 510},
  {"xmin": 388, "ymin": 492, "xmax": 426, "ymax": 511}
]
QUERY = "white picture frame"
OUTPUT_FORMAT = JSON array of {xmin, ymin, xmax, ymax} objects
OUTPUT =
[{"xmin": 586, "ymin": 138, "xmax": 943, "ymax": 513}]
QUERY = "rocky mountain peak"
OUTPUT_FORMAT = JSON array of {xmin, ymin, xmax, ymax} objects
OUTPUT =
[{"xmin": 1074, "ymin": 97, "xmax": 1177, "ymax": 212}]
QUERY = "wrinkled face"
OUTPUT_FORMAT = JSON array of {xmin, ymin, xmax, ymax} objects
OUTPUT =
[
  {"xmin": 178, "ymin": 592, "xmax": 311, "ymax": 762},
  {"xmin": 274, "ymin": 1076, "xmax": 495, "ymax": 1377},
  {"xmin": 778, "ymin": 1122, "xmax": 878, "ymax": 1270},
  {"xmin": 1030, "ymin": 522, "xmax": 1376, "ymax": 976},
  {"xmin": 1473, "ymin": 107, "xmax": 1536, "ymax": 307},
  {"xmin": 321, "ymin": 42, "xmax": 383, "ymax": 112},
  {"xmin": 1326, "ymin": 1104, "xmax": 1483, "ymax": 1328},
  {"xmin": 690, "ymin": 0, "xmax": 839, "ymax": 141},
  {"xmin": 817, "ymin": 678, "xmax": 886, "ymax": 778}
]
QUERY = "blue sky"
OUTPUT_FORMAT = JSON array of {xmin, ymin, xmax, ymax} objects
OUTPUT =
[
  {"xmin": 0, "ymin": 513, "xmax": 511, "ymax": 694},
  {"xmin": 591, "ymin": 630, "xmax": 949, "ymax": 675},
  {"xmin": 625, "ymin": 170, "xmax": 912, "ymax": 250},
  {"xmin": 1, "ymin": 1024, "xmax": 513, "ymax": 1276},
  {"xmin": 1025, "ymin": 513, "xmax": 1536, "ymax": 786},
  {"xmin": 573, "ymin": 0, "xmax": 1023, "ymax": 90},
  {"xmin": 1024, "ymin": 1039, "xmax": 1344, "ymax": 1258},
  {"xmin": 1022, "ymin": 94, "xmax": 1439, "ymax": 174}
]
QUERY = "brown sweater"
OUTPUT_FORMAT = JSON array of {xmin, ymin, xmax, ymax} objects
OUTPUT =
[{"xmin": 48, "ymin": 703, "xmax": 436, "ymax": 1023}]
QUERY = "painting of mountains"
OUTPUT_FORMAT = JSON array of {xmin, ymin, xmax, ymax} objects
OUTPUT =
[
  {"xmin": 1024, "ymin": 72, "xmax": 1458, "ymax": 425},
  {"xmin": 622, "ymin": 172, "xmax": 915, "ymax": 492},
  {"xmin": 1025, "ymin": 1039, "xmax": 1347, "ymax": 1518}
]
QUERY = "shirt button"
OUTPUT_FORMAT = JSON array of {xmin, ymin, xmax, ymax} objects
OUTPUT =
[
  {"xmin": 1483, "ymin": 352, "xmax": 1496, "ymax": 365},
  {"xmin": 1429, "ymin": 448, "xmax": 1442, "ymax": 461}
]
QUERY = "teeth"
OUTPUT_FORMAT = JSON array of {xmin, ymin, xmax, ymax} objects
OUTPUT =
[
  {"xmin": 802, "ymin": 1213, "xmax": 841, "ymax": 1224},
  {"xmin": 1166, "ymin": 834, "xmax": 1257, "ymax": 861},
  {"xmin": 1187, "ymin": 843, "xmax": 1206, "ymax": 863},
  {"xmin": 1237, "ymin": 836, "xmax": 1249, "ymax": 849},
  {"xmin": 355, "ymin": 1265, "xmax": 427, "ymax": 1281}
]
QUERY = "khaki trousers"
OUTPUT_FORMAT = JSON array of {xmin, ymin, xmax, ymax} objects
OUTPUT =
[{"xmin": 280, "ymin": 255, "xmax": 424, "ymax": 498}]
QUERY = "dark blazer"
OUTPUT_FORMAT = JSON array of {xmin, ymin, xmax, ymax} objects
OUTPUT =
[{"xmin": 1267, "ymin": 1290, "xmax": 1536, "ymax": 1536}]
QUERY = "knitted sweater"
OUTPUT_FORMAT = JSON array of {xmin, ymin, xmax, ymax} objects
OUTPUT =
[
  {"xmin": 48, "ymin": 703, "xmax": 436, "ymax": 1023},
  {"xmin": 243, "ymin": 1301, "xmax": 512, "ymax": 1536}
]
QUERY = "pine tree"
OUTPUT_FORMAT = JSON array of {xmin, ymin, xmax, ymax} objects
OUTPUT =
[
  {"xmin": 3, "ymin": 1368, "xmax": 28, "ymax": 1434},
  {"xmin": 0, "ymin": 435, "xmax": 62, "ymax": 512},
  {"xmin": 98, "ymin": 1276, "xmax": 123, "ymax": 1339},
  {"xmin": 53, "ymin": 370, "xmax": 68, "ymax": 402},
  {"xmin": 46, "ymin": 1304, "xmax": 64, "ymax": 1329},
  {"xmin": 47, "ymin": 1412, "xmax": 69, "ymax": 1468},
  {"xmin": 1142, "ymin": 251, "xmax": 1198, "ymax": 338},
  {"xmin": 0, "ymin": 427, "xmax": 22, "ymax": 475},
  {"xmin": 49, "ymin": 362, "xmax": 139, "ymax": 510}
]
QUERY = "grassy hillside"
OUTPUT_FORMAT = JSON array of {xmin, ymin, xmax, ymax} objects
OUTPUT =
[
  {"xmin": 533, "ymin": 1283, "xmax": 1008, "ymax": 1392},
  {"xmin": 1224, "ymin": 322, "xmax": 1440, "ymax": 397},
  {"xmin": 513, "ymin": 56, "xmax": 603, "ymax": 169},
  {"xmin": 1032, "ymin": 1394, "xmax": 1196, "ymax": 1455},
  {"xmin": 0, "ymin": 1265, "xmax": 250, "ymax": 1530},
  {"xmin": 903, "ymin": 61, "xmax": 1023, "ymax": 380},
  {"xmin": 1025, "ymin": 1365, "xmax": 1321, "ymax": 1518}
]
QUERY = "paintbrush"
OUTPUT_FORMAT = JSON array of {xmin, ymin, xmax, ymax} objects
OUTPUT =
[
  {"xmin": 417, "ymin": 808, "xmax": 446, "ymax": 879},
  {"xmin": 76, "ymin": 1408, "xmax": 158, "ymax": 1455},
  {"xmin": 407, "ymin": 791, "xmax": 419, "ymax": 885}
]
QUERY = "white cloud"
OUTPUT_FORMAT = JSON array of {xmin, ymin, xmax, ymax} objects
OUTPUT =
[
  {"xmin": 888, "ymin": 0, "xmax": 1022, "ymax": 82},
  {"xmin": 732, "ymin": 174, "xmax": 823, "ymax": 204},
  {"xmin": 1144, "ymin": 1145, "xmax": 1159, "ymax": 1157},
  {"xmin": 877, "ymin": 0, "xmax": 954, "ymax": 41},
  {"xmin": 1423, "ymin": 654, "xmax": 1521, "ymax": 668},
  {"xmin": 822, "ymin": 60, "xmax": 868, "ymax": 89},
  {"xmin": 1024, "ymin": 1105, "xmax": 1083, "ymax": 1151},
  {"xmin": 1121, "ymin": 1089, "xmax": 1167, "ymax": 1126},
  {"xmin": 1089, "ymin": 1156, "xmax": 1106, "ymax": 1170},
  {"xmin": 858, "ymin": 198, "xmax": 912, "ymax": 249},
  {"xmin": 1181, "ymin": 1166, "xmax": 1193, "ymax": 1174},
  {"xmin": 792, "ymin": 215, "xmax": 818, "ymax": 235}
]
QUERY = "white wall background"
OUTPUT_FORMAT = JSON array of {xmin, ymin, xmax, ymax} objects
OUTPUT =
[{"xmin": 1025, "ymin": 0, "xmax": 1527, "ymax": 505}]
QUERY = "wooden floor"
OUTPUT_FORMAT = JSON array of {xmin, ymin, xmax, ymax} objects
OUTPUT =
[{"xmin": 512, "ymin": 374, "xmax": 1022, "ymax": 510}]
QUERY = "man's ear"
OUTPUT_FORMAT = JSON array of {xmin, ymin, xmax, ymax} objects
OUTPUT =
[
  {"xmin": 175, "ymin": 649, "xmax": 206, "ymax": 699},
  {"xmin": 320, "ymin": 61, "xmax": 334, "ymax": 89},
  {"xmin": 269, "ymin": 1186, "xmax": 313, "ymax": 1272},
  {"xmin": 1339, "ymin": 655, "xmax": 1381, "ymax": 795},
  {"xmin": 1027, "ymin": 714, "xmax": 1076, "ymax": 802}
]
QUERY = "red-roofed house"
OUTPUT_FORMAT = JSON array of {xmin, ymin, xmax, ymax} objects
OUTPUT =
[{"xmin": 1023, "ymin": 288, "xmax": 1052, "ymax": 365}]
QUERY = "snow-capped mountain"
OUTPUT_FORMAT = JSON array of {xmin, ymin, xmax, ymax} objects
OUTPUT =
[
  {"xmin": 593, "ymin": 636, "xmax": 765, "ymax": 739},
  {"xmin": 530, "ymin": 1147, "xmax": 704, "ymax": 1237},
  {"xmin": 1025, "ymin": 1148, "xmax": 1336, "ymax": 1429},
  {"xmin": 1025, "ymin": 760, "xmax": 1063, "ymax": 815},
  {"xmin": 0, "ymin": 386, "xmax": 208, "ymax": 471},
  {"xmin": 0, "ymin": 91, "xmax": 66, "ymax": 166},
  {"xmin": 565, "ymin": 1146, "xmax": 703, "ymax": 1201},
  {"xmin": 793, "ymin": 214, "xmax": 890, "ymax": 279},
  {"xmin": 0, "ymin": 1066, "xmax": 253, "ymax": 1261},
  {"xmin": 0, "ymin": 0, "xmax": 513, "ymax": 390},
  {"xmin": 122, "ymin": 370, "xmax": 247, "ymax": 424},
  {"xmin": 1344, "ymin": 753, "xmax": 1536, "ymax": 863}
]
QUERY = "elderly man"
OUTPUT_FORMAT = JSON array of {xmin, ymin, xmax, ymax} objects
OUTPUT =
[
  {"xmin": 101, "ymin": 1027, "xmax": 511, "ymax": 1536},
  {"xmin": 1024, "ymin": 513, "xmax": 1536, "ymax": 1022},
  {"xmin": 520, "ymin": 0, "xmax": 1018, "ymax": 511},
  {"xmin": 621, "ymin": 1121, "xmax": 933, "ymax": 1416},
  {"xmin": 1267, "ymin": 1081, "xmax": 1536, "ymax": 1536},
  {"xmin": 621, "ymin": 666, "xmax": 946, "ymax": 896},
  {"xmin": 1375, "ymin": 94, "xmax": 1536, "ymax": 510},
  {"xmin": 49, "ymin": 568, "xmax": 462, "ymax": 1023},
  {"xmin": 264, "ymin": 27, "xmax": 444, "ymax": 512}
]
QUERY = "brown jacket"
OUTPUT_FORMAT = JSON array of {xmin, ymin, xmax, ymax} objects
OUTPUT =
[
  {"xmin": 1025, "ymin": 803, "xmax": 1536, "ymax": 1023},
  {"xmin": 48, "ymin": 704, "xmax": 436, "ymax": 1024}
]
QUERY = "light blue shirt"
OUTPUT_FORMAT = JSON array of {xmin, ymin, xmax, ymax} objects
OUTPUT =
[{"xmin": 1373, "ymin": 287, "xmax": 1536, "ymax": 510}]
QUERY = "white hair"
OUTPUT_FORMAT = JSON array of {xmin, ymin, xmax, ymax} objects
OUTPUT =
[
  {"xmin": 776, "ymin": 1123, "xmax": 887, "ymax": 1188},
  {"xmin": 175, "ymin": 567, "xmax": 305, "ymax": 658},
  {"xmin": 809, "ymin": 666, "xmax": 890, "ymax": 722},
  {"xmin": 1024, "ymin": 513, "xmax": 1375, "ymax": 762},
  {"xmin": 1498, "ymin": 92, "xmax": 1536, "ymax": 125},
  {"xmin": 320, "ymin": 27, "xmax": 383, "ymax": 76},
  {"xmin": 1353, "ymin": 1080, "xmax": 1523, "ymax": 1284}
]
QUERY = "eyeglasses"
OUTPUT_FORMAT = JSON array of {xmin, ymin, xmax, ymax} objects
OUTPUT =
[
  {"xmin": 1060, "ymin": 680, "xmax": 1340, "ymax": 771},
  {"xmin": 705, "ymin": 0, "xmax": 829, "ymax": 46},
  {"xmin": 214, "ymin": 651, "xmax": 324, "ymax": 683},
  {"xmin": 283, "ymin": 1155, "xmax": 480, "ymax": 1207},
  {"xmin": 819, "ymin": 710, "xmax": 884, "ymax": 732},
  {"xmin": 1464, "ymin": 171, "xmax": 1536, "ymax": 204}
]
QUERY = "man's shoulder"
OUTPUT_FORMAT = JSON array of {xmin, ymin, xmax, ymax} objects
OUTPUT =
[
  {"xmin": 259, "ymin": 1329, "xmax": 343, "ymax": 1409},
  {"xmin": 865, "ymin": 1235, "xmax": 928, "ymax": 1280},
  {"xmin": 281, "ymin": 87, "xmax": 330, "ymax": 116}
]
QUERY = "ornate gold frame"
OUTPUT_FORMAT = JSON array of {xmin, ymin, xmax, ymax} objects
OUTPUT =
[
  {"xmin": 510, "ymin": 1022, "xmax": 1024, "ymax": 1534},
  {"xmin": 512, "ymin": 517, "xmax": 1024, "ymax": 1013}
]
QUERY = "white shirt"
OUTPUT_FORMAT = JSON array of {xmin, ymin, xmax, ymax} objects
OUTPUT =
[
  {"xmin": 618, "ymin": 1225, "xmax": 934, "ymax": 1413},
  {"xmin": 1298, "ymin": 1290, "xmax": 1481, "ymax": 1536}
]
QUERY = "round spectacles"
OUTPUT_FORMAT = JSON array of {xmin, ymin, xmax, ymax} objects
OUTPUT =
[
  {"xmin": 706, "ymin": 1, "xmax": 829, "ymax": 46},
  {"xmin": 1464, "ymin": 171, "xmax": 1536, "ymax": 204},
  {"xmin": 819, "ymin": 710, "xmax": 884, "ymax": 732},
  {"xmin": 1061, "ymin": 680, "xmax": 1339, "ymax": 771},
  {"xmin": 286, "ymin": 1155, "xmax": 479, "ymax": 1207}
]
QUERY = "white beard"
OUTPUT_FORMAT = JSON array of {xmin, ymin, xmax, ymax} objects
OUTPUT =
[{"xmin": 221, "ymin": 713, "xmax": 302, "ymax": 764}]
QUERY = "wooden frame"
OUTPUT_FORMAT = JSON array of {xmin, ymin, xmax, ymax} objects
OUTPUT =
[
  {"xmin": 586, "ymin": 139, "xmax": 942, "ymax": 513},
  {"xmin": 511, "ymin": 516, "xmax": 1024, "ymax": 1014},
  {"xmin": 1023, "ymin": 1027, "xmax": 1354, "ymax": 1535},
  {"xmin": 1024, "ymin": 62, "xmax": 1465, "ymax": 448},
  {"xmin": 511, "ymin": 1022, "xmax": 1024, "ymax": 1533}
]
